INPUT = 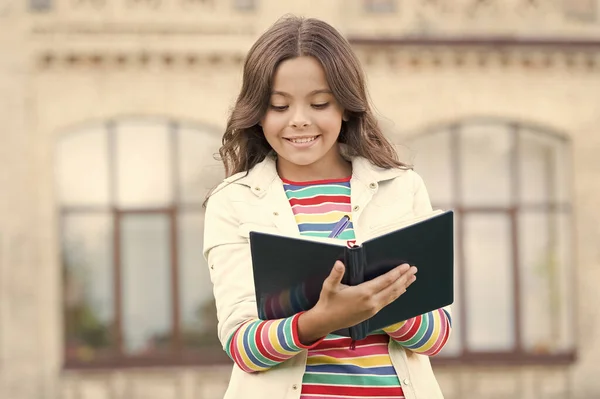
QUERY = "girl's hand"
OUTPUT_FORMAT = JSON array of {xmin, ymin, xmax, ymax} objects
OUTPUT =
[{"xmin": 298, "ymin": 261, "xmax": 417, "ymax": 344}]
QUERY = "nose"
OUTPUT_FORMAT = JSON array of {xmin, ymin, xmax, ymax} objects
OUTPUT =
[
  {"xmin": 290, "ymin": 120, "xmax": 310, "ymax": 128},
  {"xmin": 290, "ymin": 107, "xmax": 311, "ymax": 128}
]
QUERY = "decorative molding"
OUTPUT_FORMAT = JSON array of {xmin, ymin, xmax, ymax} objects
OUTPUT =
[
  {"xmin": 68, "ymin": 0, "xmax": 217, "ymax": 10},
  {"xmin": 416, "ymin": 0, "xmax": 562, "ymax": 18},
  {"xmin": 411, "ymin": 0, "xmax": 597, "ymax": 22},
  {"xmin": 352, "ymin": 46, "xmax": 600, "ymax": 72},
  {"xmin": 34, "ymin": 46, "xmax": 600, "ymax": 73},
  {"xmin": 35, "ymin": 51, "xmax": 246, "ymax": 71},
  {"xmin": 31, "ymin": 23, "xmax": 255, "ymax": 35}
]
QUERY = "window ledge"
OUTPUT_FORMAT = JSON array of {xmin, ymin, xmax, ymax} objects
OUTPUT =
[
  {"xmin": 63, "ymin": 349, "xmax": 232, "ymax": 371},
  {"xmin": 431, "ymin": 351, "xmax": 576, "ymax": 367},
  {"xmin": 63, "ymin": 350, "xmax": 576, "ymax": 371}
]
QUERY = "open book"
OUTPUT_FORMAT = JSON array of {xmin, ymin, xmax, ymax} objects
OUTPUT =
[{"xmin": 248, "ymin": 210, "xmax": 454, "ymax": 341}]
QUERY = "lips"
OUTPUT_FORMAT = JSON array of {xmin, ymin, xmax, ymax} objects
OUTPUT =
[{"xmin": 284, "ymin": 135, "xmax": 319, "ymax": 144}]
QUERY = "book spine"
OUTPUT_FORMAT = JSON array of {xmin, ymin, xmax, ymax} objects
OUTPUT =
[
  {"xmin": 346, "ymin": 246, "xmax": 368, "ymax": 341},
  {"xmin": 344, "ymin": 246, "xmax": 364, "ymax": 286}
]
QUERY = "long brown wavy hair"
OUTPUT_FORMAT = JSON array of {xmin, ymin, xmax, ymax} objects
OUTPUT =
[{"xmin": 218, "ymin": 15, "xmax": 408, "ymax": 178}]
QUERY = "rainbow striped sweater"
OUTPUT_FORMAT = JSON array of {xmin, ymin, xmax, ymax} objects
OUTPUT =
[{"xmin": 225, "ymin": 176, "xmax": 452, "ymax": 398}]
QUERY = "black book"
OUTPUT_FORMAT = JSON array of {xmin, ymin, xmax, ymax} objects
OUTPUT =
[{"xmin": 248, "ymin": 210, "xmax": 454, "ymax": 341}]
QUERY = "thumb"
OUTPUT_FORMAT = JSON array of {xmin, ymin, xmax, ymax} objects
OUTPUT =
[{"xmin": 325, "ymin": 261, "xmax": 345, "ymax": 288}]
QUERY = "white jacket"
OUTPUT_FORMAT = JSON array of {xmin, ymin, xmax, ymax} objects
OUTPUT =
[{"xmin": 203, "ymin": 153, "xmax": 450, "ymax": 399}]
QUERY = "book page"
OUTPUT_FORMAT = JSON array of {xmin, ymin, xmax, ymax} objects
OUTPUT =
[{"xmin": 362, "ymin": 209, "xmax": 446, "ymax": 243}]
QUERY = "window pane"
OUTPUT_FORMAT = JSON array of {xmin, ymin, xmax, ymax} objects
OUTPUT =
[
  {"xmin": 121, "ymin": 214, "xmax": 172, "ymax": 354},
  {"xmin": 408, "ymin": 130, "xmax": 453, "ymax": 206},
  {"xmin": 178, "ymin": 126, "xmax": 224, "ymax": 204},
  {"xmin": 519, "ymin": 130, "xmax": 570, "ymax": 204},
  {"xmin": 464, "ymin": 214, "xmax": 515, "ymax": 351},
  {"xmin": 437, "ymin": 211, "xmax": 462, "ymax": 356},
  {"xmin": 519, "ymin": 211, "xmax": 574, "ymax": 353},
  {"xmin": 116, "ymin": 122, "xmax": 172, "ymax": 208},
  {"xmin": 178, "ymin": 211, "xmax": 219, "ymax": 348},
  {"xmin": 63, "ymin": 214, "xmax": 114, "ymax": 359},
  {"xmin": 556, "ymin": 212, "xmax": 575, "ymax": 352},
  {"xmin": 56, "ymin": 128, "xmax": 109, "ymax": 206},
  {"xmin": 460, "ymin": 124, "xmax": 513, "ymax": 206}
]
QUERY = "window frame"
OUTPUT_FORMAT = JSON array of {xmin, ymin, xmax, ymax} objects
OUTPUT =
[
  {"xmin": 406, "ymin": 119, "xmax": 577, "ymax": 367},
  {"xmin": 59, "ymin": 118, "xmax": 577, "ymax": 369},
  {"xmin": 59, "ymin": 119, "xmax": 228, "ymax": 369}
]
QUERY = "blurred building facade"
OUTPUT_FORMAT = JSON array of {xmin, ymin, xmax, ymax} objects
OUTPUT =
[{"xmin": 1, "ymin": 0, "xmax": 600, "ymax": 398}]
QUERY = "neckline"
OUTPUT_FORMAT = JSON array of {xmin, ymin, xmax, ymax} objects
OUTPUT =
[{"xmin": 281, "ymin": 176, "xmax": 352, "ymax": 186}]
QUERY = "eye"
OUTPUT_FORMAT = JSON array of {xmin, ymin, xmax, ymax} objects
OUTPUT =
[
  {"xmin": 270, "ymin": 105, "xmax": 288, "ymax": 112},
  {"xmin": 312, "ymin": 103, "xmax": 329, "ymax": 110}
]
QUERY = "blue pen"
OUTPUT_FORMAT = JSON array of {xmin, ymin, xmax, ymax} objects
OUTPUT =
[{"xmin": 328, "ymin": 215, "xmax": 350, "ymax": 238}]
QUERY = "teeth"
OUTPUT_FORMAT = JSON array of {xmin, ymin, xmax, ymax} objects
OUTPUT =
[{"xmin": 289, "ymin": 136, "xmax": 317, "ymax": 144}]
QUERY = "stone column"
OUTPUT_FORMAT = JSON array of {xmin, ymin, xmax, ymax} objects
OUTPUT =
[{"xmin": 0, "ymin": 4, "xmax": 55, "ymax": 398}]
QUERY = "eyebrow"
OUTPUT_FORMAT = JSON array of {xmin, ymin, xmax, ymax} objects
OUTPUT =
[{"xmin": 271, "ymin": 89, "xmax": 332, "ymax": 97}]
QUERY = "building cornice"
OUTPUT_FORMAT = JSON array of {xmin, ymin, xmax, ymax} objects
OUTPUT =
[
  {"xmin": 34, "ymin": 36, "xmax": 600, "ymax": 72},
  {"xmin": 348, "ymin": 36, "xmax": 600, "ymax": 49}
]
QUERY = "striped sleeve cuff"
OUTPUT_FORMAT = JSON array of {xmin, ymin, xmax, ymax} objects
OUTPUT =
[
  {"xmin": 291, "ymin": 311, "xmax": 326, "ymax": 350},
  {"xmin": 224, "ymin": 313, "xmax": 320, "ymax": 373},
  {"xmin": 384, "ymin": 308, "xmax": 452, "ymax": 356}
]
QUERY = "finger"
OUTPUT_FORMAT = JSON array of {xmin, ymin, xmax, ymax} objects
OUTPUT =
[
  {"xmin": 406, "ymin": 274, "xmax": 417, "ymax": 287},
  {"xmin": 323, "ymin": 261, "xmax": 345, "ymax": 290},
  {"xmin": 361, "ymin": 263, "xmax": 411, "ymax": 292},
  {"xmin": 373, "ymin": 267, "xmax": 417, "ymax": 306}
]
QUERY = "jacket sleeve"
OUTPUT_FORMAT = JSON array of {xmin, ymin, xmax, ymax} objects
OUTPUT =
[
  {"xmin": 224, "ymin": 314, "xmax": 323, "ymax": 372},
  {"xmin": 203, "ymin": 186, "xmax": 321, "ymax": 373},
  {"xmin": 383, "ymin": 309, "xmax": 452, "ymax": 356},
  {"xmin": 382, "ymin": 171, "xmax": 453, "ymax": 356}
]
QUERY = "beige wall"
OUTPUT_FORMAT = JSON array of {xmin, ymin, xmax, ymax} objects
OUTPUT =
[
  {"xmin": 363, "ymin": 56, "xmax": 600, "ymax": 398},
  {"xmin": 2, "ymin": 1, "xmax": 600, "ymax": 398},
  {"xmin": 1, "ymin": 6, "xmax": 50, "ymax": 398}
]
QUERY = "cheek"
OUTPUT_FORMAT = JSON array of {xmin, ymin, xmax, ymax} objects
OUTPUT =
[
  {"xmin": 317, "ymin": 110, "xmax": 343, "ymax": 135},
  {"xmin": 261, "ymin": 114, "xmax": 282, "ymax": 135},
  {"xmin": 260, "ymin": 113, "xmax": 287, "ymax": 146}
]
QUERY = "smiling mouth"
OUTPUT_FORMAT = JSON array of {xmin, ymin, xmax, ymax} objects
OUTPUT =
[{"xmin": 284, "ymin": 136, "xmax": 319, "ymax": 144}]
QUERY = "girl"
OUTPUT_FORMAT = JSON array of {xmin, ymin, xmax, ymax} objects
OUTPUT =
[{"xmin": 203, "ymin": 15, "xmax": 452, "ymax": 399}]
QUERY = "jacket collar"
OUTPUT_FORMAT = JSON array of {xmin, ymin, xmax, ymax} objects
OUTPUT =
[{"xmin": 224, "ymin": 145, "xmax": 406, "ymax": 197}]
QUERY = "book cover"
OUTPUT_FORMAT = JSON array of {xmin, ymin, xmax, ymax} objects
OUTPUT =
[{"xmin": 249, "ymin": 210, "xmax": 454, "ymax": 340}]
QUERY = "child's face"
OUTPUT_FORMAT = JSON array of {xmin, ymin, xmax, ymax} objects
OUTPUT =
[{"xmin": 260, "ymin": 56, "xmax": 345, "ymax": 177}]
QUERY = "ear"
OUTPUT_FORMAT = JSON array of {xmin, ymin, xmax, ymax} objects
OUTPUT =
[{"xmin": 342, "ymin": 112, "xmax": 349, "ymax": 122}]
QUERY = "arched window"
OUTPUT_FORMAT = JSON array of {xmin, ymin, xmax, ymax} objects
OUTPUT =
[
  {"xmin": 56, "ymin": 118, "xmax": 225, "ymax": 367},
  {"xmin": 406, "ymin": 119, "xmax": 575, "ymax": 364}
]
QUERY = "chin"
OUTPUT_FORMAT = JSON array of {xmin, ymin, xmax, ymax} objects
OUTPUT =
[{"xmin": 280, "ymin": 152, "xmax": 323, "ymax": 167}]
